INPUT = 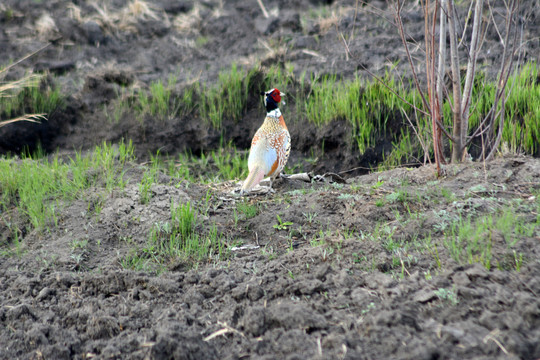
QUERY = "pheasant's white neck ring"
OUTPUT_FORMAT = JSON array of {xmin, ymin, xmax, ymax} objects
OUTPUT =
[{"xmin": 266, "ymin": 108, "xmax": 282, "ymax": 118}]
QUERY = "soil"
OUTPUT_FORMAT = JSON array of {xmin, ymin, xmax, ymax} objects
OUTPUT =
[{"xmin": 1, "ymin": 1, "xmax": 540, "ymax": 359}]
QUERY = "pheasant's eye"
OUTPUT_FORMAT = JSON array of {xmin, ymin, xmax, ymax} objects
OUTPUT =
[{"xmin": 269, "ymin": 89, "xmax": 281, "ymax": 103}]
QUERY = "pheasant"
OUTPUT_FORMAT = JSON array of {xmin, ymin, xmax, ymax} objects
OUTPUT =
[{"xmin": 240, "ymin": 88, "xmax": 291, "ymax": 195}]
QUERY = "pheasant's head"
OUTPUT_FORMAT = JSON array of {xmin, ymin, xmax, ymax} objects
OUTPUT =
[{"xmin": 261, "ymin": 88, "xmax": 285, "ymax": 112}]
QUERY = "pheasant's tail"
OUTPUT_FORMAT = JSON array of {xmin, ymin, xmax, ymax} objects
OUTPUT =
[{"xmin": 241, "ymin": 167, "xmax": 265, "ymax": 194}]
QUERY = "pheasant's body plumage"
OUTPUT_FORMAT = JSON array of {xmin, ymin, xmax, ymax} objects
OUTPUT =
[{"xmin": 241, "ymin": 90, "xmax": 290, "ymax": 194}]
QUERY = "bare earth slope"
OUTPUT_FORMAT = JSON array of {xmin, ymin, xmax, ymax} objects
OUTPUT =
[{"xmin": 1, "ymin": 156, "xmax": 540, "ymax": 359}]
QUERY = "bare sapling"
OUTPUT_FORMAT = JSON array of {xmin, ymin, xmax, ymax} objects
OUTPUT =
[{"xmin": 392, "ymin": 0, "xmax": 523, "ymax": 174}]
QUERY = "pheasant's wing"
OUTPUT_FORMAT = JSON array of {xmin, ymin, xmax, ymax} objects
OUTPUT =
[
  {"xmin": 281, "ymin": 130, "xmax": 291, "ymax": 168},
  {"xmin": 248, "ymin": 134, "xmax": 277, "ymax": 176},
  {"xmin": 268, "ymin": 129, "xmax": 291, "ymax": 177}
]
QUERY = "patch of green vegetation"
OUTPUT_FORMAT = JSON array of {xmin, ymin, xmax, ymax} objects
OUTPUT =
[
  {"xmin": 0, "ymin": 140, "xmax": 134, "ymax": 234},
  {"xmin": 297, "ymin": 72, "xmax": 421, "ymax": 158},
  {"xmin": 168, "ymin": 143, "xmax": 248, "ymax": 183},
  {"xmin": 107, "ymin": 75, "xmax": 196, "ymax": 124},
  {"xmin": 198, "ymin": 64, "xmax": 256, "ymax": 128},
  {"xmin": 139, "ymin": 152, "xmax": 162, "ymax": 204},
  {"xmin": 195, "ymin": 36, "xmax": 209, "ymax": 47},
  {"xmin": 237, "ymin": 201, "xmax": 259, "ymax": 219},
  {"xmin": 136, "ymin": 75, "xmax": 178, "ymax": 120},
  {"xmin": 434, "ymin": 287, "xmax": 459, "ymax": 305},
  {"xmin": 0, "ymin": 75, "xmax": 64, "ymax": 119},
  {"xmin": 464, "ymin": 62, "xmax": 540, "ymax": 155},
  {"xmin": 444, "ymin": 204, "xmax": 537, "ymax": 270},
  {"xmin": 122, "ymin": 201, "xmax": 228, "ymax": 271},
  {"xmin": 303, "ymin": 211, "xmax": 318, "ymax": 225},
  {"xmin": 385, "ymin": 188, "xmax": 409, "ymax": 204},
  {"xmin": 273, "ymin": 214, "xmax": 293, "ymax": 231}
]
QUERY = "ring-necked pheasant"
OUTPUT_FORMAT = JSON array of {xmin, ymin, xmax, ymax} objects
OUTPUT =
[{"xmin": 240, "ymin": 88, "xmax": 290, "ymax": 195}]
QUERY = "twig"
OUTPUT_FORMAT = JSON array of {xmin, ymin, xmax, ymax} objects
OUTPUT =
[
  {"xmin": 394, "ymin": 1, "xmax": 431, "ymax": 115},
  {"xmin": 204, "ymin": 321, "xmax": 245, "ymax": 342},
  {"xmin": 338, "ymin": 32, "xmax": 351, "ymax": 61},
  {"xmin": 483, "ymin": 330, "xmax": 509, "ymax": 355},
  {"xmin": 337, "ymin": 162, "xmax": 423, "ymax": 175},
  {"xmin": 0, "ymin": 43, "xmax": 52, "ymax": 77},
  {"xmin": 256, "ymin": 0, "xmax": 269, "ymax": 18},
  {"xmin": 401, "ymin": 108, "xmax": 430, "ymax": 164}
]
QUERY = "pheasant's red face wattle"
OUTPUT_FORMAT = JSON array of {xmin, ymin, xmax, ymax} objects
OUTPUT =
[{"xmin": 269, "ymin": 89, "xmax": 281, "ymax": 103}]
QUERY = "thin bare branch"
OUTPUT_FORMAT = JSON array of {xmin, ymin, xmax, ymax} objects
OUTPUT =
[
  {"xmin": 393, "ymin": 0, "xmax": 431, "ymax": 114},
  {"xmin": 0, "ymin": 43, "xmax": 51, "ymax": 78},
  {"xmin": 458, "ymin": 1, "xmax": 474, "ymax": 48},
  {"xmin": 356, "ymin": 63, "xmax": 430, "ymax": 117},
  {"xmin": 486, "ymin": 90, "xmax": 505, "ymax": 160},
  {"xmin": 461, "ymin": 0, "xmax": 484, "ymax": 142},
  {"xmin": 256, "ymin": 0, "xmax": 269, "ymax": 19},
  {"xmin": 447, "ymin": 0, "xmax": 464, "ymax": 162}
]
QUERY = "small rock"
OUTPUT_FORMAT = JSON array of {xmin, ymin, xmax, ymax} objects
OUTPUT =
[
  {"xmin": 365, "ymin": 272, "xmax": 396, "ymax": 289},
  {"xmin": 184, "ymin": 270, "xmax": 200, "ymax": 284},
  {"xmin": 87, "ymin": 315, "xmax": 121, "ymax": 339},
  {"xmin": 279, "ymin": 11, "xmax": 301, "ymax": 32},
  {"xmin": 36, "ymin": 287, "xmax": 56, "ymax": 302},
  {"xmin": 82, "ymin": 21, "xmax": 104, "ymax": 45},
  {"xmin": 7, "ymin": 303, "xmax": 37, "ymax": 321},
  {"xmin": 413, "ymin": 288, "xmax": 437, "ymax": 303},
  {"xmin": 289, "ymin": 279, "xmax": 325, "ymax": 295},
  {"xmin": 452, "ymin": 271, "xmax": 471, "ymax": 287},
  {"xmin": 441, "ymin": 325, "xmax": 465, "ymax": 341},
  {"xmin": 292, "ymin": 36, "xmax": 317, "ymax": 49},
  {"xmin": 231, "ymin": 285, "xmax": 247, "ymax": 301},
  {"xmin": 247, "ymin": 284, "xmax": 264, "ymax": 301},
  {"xmin": 314, "ymin": 264, "xmax": 331, "ymax": 281},
  {"xmin": 464, "ymin": 263, "xmax": 488, "ymax": 278},
  {"xmin": 254, "ymin": 16, "xmax": 279, "ymax": 35},
  {"xmin": 240, "ymin": 306, "xmax": 266, "ymax": 337},
  {"xmin": 25, "ymin": 326, "xmax": 49, "ymax": 347}
]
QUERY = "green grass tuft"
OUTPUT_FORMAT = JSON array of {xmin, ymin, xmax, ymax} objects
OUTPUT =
[
  {"xmin": 0, "ymin": 140, "xmax": 134, "ymax": 232},
  {"xmin": 0, "ymin": 75, "xmax": 64, "ymax": 119}
]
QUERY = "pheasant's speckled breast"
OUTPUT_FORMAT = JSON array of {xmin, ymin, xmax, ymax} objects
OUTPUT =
[{"xmin": 248, "ymin": 111, "xmax": 291, "ymax": 179}]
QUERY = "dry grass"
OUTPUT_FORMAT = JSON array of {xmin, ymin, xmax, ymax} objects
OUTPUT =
[
  {"xmin": 300, "ymin": 4, "xmax": 357, "ymax": 36},
  {"xmin": 0, "ymin": 74, "xmax": 42, "ymax": 95},
  {"xmin": 1, "ymin": 60, "xmax": 46, "ymax": 129},
  {"xmin": 173, "ymin": 4, "xmax": 202, "ymax": 34},
  {"xmin": 68, "ymin": 0, "xmax": 164, "ymax": 35},
  {"xmin": 0, "ymin": 114, "xmax": 46, "ymax": 129},
  {"xmin": 35, "ymin": 13, "xmax": 59, "ymax": 39}
]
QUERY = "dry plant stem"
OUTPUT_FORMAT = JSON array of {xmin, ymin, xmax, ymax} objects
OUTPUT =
[
  {"xmin": 424, "ymin": 0, "xmax": 440, "ymax": 171},
  {"xmin": 0, "ymin": 114, "xmax": 46, "ymax": 128},
  {"xmin": 446, "ymin": 0, "xmax": 463, "ymax": 163},
  {"xmin": 486, "ymin": 0, "xmax": 520, "ymax": 160},
  {"xmin": 339, "ymin": 32, "xmax": 351, "ymax": 60},
  {"xmin": 0, "ymin": 74, "xmax": 42, "ymax": 93},
  {"xmin": 401, "ymin": 109, "xmax": 430, "ymax": 165},
  {"xmin": 0, "ymin": 43, "xmax": 51, "ymax": 78},
  {"xmin": 394, "ymin": 0, "xmax": 449, "ymax": 174},
  {"xmin": 394, "ymin": 1, "xmax": 430, "ymax": 113},
  {"xmin": 436, "ymin": 0, "xmax": 447, "ymax": 164},
  {"xmin": 460, "ymin": 0, "xmax": 484, "ymax": 151},
  {"xmin": 257, "ymin": 0, "xmax": 269, "ymax": 18},
  {"xmin": 466, "ymin": 1, "xmax": 523, "ymax": 150}
]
